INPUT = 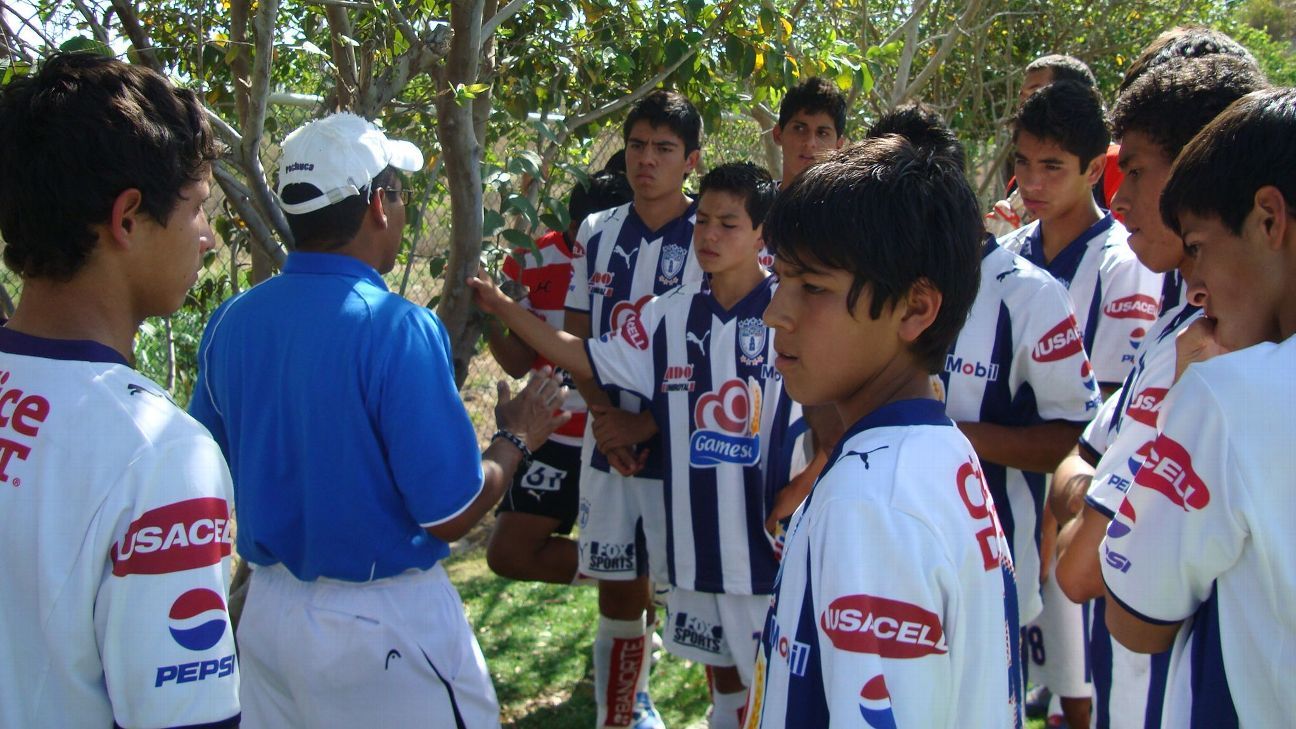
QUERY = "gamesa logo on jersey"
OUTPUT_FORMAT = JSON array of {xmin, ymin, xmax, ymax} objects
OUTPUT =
[
  {"xmin": 737, "ymin": 317, "xmax": 767, "ymax": 365},
  {"xmin": 658, "ymin": 243, "xmax": 687, "ymax": 285},
  {"xmin": 690, "ymin": 378, "xmax": 761, "ymax": 467},
  {"xmin": 820, "ymin": 594, "xmax": 948, "ymax": 658},
  {"xmin": 1032, "ymin": 316, "xmax": 1084, "ymax": 362},
  {"xmin": 1134, "ymin": 435, "xmax": 1210, "ymax": 511},
  {"xmin": 1105, "ymin": 294, "xmax": 1158, "ymax": 321},
  {"xmin": 112, "ymin": 498, "xmax": 233, "ymax": 576},
  {"xmin": 168, "ymin": 589, "xmax": 228, "ymax": 651},
  {"xmin": 858, "ymin": 675, "xmax": 897, "ymax": 729},
  {"xmin": 1126, "ymin": 387, "xmax": 1167, "ymax": 427}
]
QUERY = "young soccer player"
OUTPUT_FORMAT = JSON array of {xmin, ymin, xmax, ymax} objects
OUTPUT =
[
  {"xmin": 1048, "ymin": 53, "xmax": 1266, "ymax": 729},
  {"xmin": 563, "ymin": 89, "xmax": 704, "ymax": 728},
  {"xmin": 771, "ymin": 76, "xmax": 847, "ymax": 189},
  {"xmin": 0, "ymin": 53, "xmax": 239, "ymax": 728},
  {"xmin": 474, "ymin": 162, "xmax": 798, "ymax": 729},
  {"xmin": 485, "ymin": 170, "xmax": 633, "ymax": 585},
  {"xmin": 1102, "ymin": 86, "xmax": 1296, "ymax": 727},
  {"xmin": 744, "ymin": 137, "xmax": 1022, "ymax": 728}
]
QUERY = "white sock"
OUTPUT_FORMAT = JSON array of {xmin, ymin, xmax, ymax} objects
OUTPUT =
[
  {"xmin": 709, "ymin": 685, "xmax": 748, "ymax": 729},
  {"xmin": 594, "ymin": 616, "xmax": 646, "ymax": 728},
  {"xmin": 637, "ymin": 615, "xmax": 657, "ymax": 694}
]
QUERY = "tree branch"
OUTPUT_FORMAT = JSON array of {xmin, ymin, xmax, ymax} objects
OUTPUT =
[
  {"xmin": 213, "ymin": 160, "xmax": 288, "ymax": 267},
  {"xmin": 70, "ymin": 0, "xmax": 111, "ymax": 45},
  {"xmin": 481, "ymin": 0, "xmax": 529, "ymax": 43},
  {"xmin": 325, "ymin": 5, "xmax": 359, "ymax": 110},
  {"xmin": 900, "ymin": 0, "xmax": 984, "ymax": 103},
  {"xmin": 107, "ymin": 0, "xmax": 161, "ymax": 71},
  {"xmin": 204, "ymin": 106, "xmax": 243, "ymax": 150}
]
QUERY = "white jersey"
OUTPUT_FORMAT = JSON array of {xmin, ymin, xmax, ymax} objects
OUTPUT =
[
  {"xmin": 999, "ymin": 214, "xmax": 1163, "ymax": 387},
  {"xmin": 0, "ymin": 330, "xmax": 239, "ymax": 728},
  {"xmin": 1101, "ymin": 337, "xmax": 1296, "ymax": 728},
  {"xmin": 587, "ymin": 277, "xmax": 800, "ymax": 595},
  {"xmin": 941, "ymin": 241, "xmax": 1101, "ymax": 623},
  {"xmin": 746, "ymin": 399, "xmax": 1023, "ymax": 729},
  {"xmin": 566, "ymin": 200, "xmax": 702, "ymax": 478}
]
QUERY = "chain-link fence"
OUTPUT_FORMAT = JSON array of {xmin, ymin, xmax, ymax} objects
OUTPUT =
[{"xmin": 0, "ymin": 106, "xmax": 771, "ymax": 447}]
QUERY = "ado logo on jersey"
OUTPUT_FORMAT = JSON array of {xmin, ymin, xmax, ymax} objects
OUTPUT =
[
  {"xmin": 155, "ymin": 589, "xmax": 235, "ymax": 688},
  {"xmin": 112, "ymin": 497, "xmax": 233, "ymax": 576},
  {"xmin": 1032, "ymin": 316, "xmax": 1084, "ymax": 363},
  {"xmin": 1104, "ymin": 294, "xmax": 1158, "ymax": 321},
  {"xmin": 821, "ymin": 594, "xmax": 948, "ymax": 658},
  {"xmin": 859, "ymin": 675, "xmax": 897, "ymax": 729},
  {"xmin": 689, "ymin": 378, "xmax": 761, "ymax": 467},
  {"xmin": 1134, "ymin": 435, "xmax": 1210, "ymax": 511},
  {"xmin": 1126, "ymin": 387, "xmax": 1167, "ymax": 428}
]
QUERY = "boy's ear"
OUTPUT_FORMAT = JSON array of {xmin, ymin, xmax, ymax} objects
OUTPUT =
[
  {"xmin": 105, "ymin": 188, "xmax": 145, "ymax": 249},
  {"xmin": 897, "ymin": 278, "xmax": 942, "ymax": 345},
  {"xmin": 1253, "ymin": 185, "xmax": 1291, "ymax": 251},
  {"xmin": 834, "ymin": 135, "xmax": 846, "ymax": 150},
  {"xmin": 1083, "ymin": 153, "xmax": 1105, "ymax": 186},
  {"xmin": 771, "ymin": 125, "xmax": 784, "ymax": 145},
  {"xmin": 753, "ymin": 223, "xmax": 766, "ymax": 249},
  {"xmin": 685, "ymin": 149, "xmax": 701, "ymax": 175}
]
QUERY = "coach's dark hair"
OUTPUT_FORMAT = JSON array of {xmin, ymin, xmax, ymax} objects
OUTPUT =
[
  {"xmin": 1120, "ymin": 26, "xmax": 1258, "ymax": 94},
  {"xmin": 623, "ymin": 90, "xmax": 702, "ymax": 155},
  {"xmin": 699, "ymin": 162, "xmax": 778, "ymax": 229},
  {"xmin": 568, "ymin": 171, "xmax": 633, "ymax": 228},
  {"xmin": 1013, "ymin": 80, "xmax": 1110, "ymax": 170},
  {"xmin": 778, "ymin": 77, "xmax": 848, "ymax": 137},
  {"xmin": 765, "ymin": 137, "xmax": 982, "ymax": 373},
  {"xmin": 1025, "ymin": 55, "xmax": 1097, "ymax": 88},
  {"xmin": 0, "ymin": 52, "xmax": 218, "ymax": 280},
  {"xmin": 1112, "ymin": 55, "xmax": 1267, "ymax": 163},
  {"xmin": 280, "ymin": 167, "xmax": 398, "ymax": 251},
  {"xmin": 866, "ymin": 102, "xmax": 966, "ymax": 172},
  {"xmin": 1160, "ymin": 88, "xmax": 1296, "ymax": 236}
]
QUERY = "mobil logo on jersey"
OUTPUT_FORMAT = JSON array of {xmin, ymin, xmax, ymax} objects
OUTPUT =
[
  {"xmin": 156, "ymin": 588, "xmax": 234, "ymax": 687},
  {"xmin": 112, "ymin": 497, "xmax": 233, "ymax": 576},
  {"xmin": 820, "ymin": 594, "xmax": 948, "ymax": 658},
  {"xmin": 1105, "ymin": 294, "xmax": 1158, "ymax": 321},
  {"xmin": 689, "ymin": 378, "xmax": 761, "ymax": 467},
  {"xmin": 737, "ymin": 317, "xmax": 768, "ymax": 366},
  {"xmin": 658, "ymin": 243, "xmax": 687, "ymax": 286},
  {"xmin": 1126, "ymin": 387, "xmax": 1167, "ymax": 427},
  {"xmin": 609, "ymin": 295, "xmax": 653, "ymax": 351},
  {"xmin": 859, "ymin": 675, "xmax": 897, "ymax": 729},
  {"xmin": 1134, "ymin": 434, "xmax": 1210, "ymax": 511},
  {"xmin": 1032, "ymin": 315, "xmax": 1084, "ymax": 362}
]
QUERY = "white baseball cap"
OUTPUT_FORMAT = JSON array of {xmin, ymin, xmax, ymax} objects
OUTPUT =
[{"xmin": 276, "ymin": 112, "xmax": 424, "ymax": 214}]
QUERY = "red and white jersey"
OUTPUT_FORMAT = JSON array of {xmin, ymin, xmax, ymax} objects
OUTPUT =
[
  {"xmin": 1101, "ymin": 337, "xmax": 1296, "ymax": 728},
  {"xmin": 0, "ymin": 329, "xmax": 239, "ymax": 728},
  {"xmin": 940, "ymin": 240, "xmax": 1101, "ymax": 623},
  {"xmin": 502, "ymin": 229, "xmax": 587, "ymax": 445},
  {"xmin": 999, "ymin": 215, "xmax": 1163, "ymax": 388},
  {"xmin": 746, "ymin": 399, "xmax": 1023, "ymax": 729}
]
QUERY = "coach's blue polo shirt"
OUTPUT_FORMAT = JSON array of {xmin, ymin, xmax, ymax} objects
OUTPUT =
[{"xmin": 190, "ymin": 252, "xmax": 483, "ymax": 582}]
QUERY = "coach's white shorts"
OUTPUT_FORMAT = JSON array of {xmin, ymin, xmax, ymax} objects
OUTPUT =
[
  {"xmin": 1025, "ymin": 564, "xmax": 1092, "ymax": 698},
  {"xmin": 238, "ymin": 562, "xmax": 500, "ymax": 729},
  {"xmin": 576, "ymin": 434, "xmax": 666, "ymax": 583},
  {"xmin": 662, "ymin": 588, "xmax": 770, "ymax": 686}
]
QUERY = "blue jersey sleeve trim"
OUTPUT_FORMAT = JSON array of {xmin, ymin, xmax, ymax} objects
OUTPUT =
[
  {"xmin": 1102, "ymin": 573, "xmax": 1185, "ymax": 626},
  {"xmin": 1083, "ymin": 495, "xmax": 1116, "ymax": 520},
  {"xmin": 116, "ymin": 713, "xmax": 241, "ymax": 729},
  {"xmin": 1078, "ymin": 439, "xmax": 1103, "ymax": 466}
]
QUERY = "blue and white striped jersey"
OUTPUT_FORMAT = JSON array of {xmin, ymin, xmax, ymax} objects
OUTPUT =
[
  {"xmin": 941, "ymin": 241, "xmax": 1101, "ymax": 624},
  {"xmin": 565, "ymin": 201, "xmax": 702, "ymax": 477},
  {"xmin": 1000, "ymin": 215, "xmax": 1163, "ymax": 388},
  {"xmin": 586, "ymin": 276, "xmax": 801, "ymax": 595},
  {"xmin": 746, "ymin": 400, "xmax": 1023, "ymax": 729},
  {"xmin": 1102, "ymin": 338, "xmax": 1296, "ymax": 728}
]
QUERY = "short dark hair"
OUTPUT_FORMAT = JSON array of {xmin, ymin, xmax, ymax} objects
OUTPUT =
[
  {"xmin": 281, "ymin": 167, "xmax": 397, "ymax": 251},
  {"xmin": 1160, "ymin": 87, "xmax": 1296, "ymax": 236},
  {"xmin": 778, "ymin": 77, "xmax": 848, "ymax": 137},
  {"xmin": 1120, "ymin": 26, "xmax": 1258, "ymax": 94},
  {"xmin": 698, "ymin": 162, "xmax": 778, "ymax": 228},
  {"xmin": 568, "ymin": 170, "xmax": 633, "ymax": 226},
  {"xmin": 1111, "ymin": 55, "xmax": 1267, "ymax": 162},
  {"xmin": 1025, "ymin": 55, "xmax": 1097, "ymax": 88},
  {"xmin": 765, "ymin": 137, "xmax": 982, "ymax": 373},
  {"xmin": 1013, "ymin": 80, "xmax": 1110, "ymax": 170},
  {"xmin": 0, "ymin": 52, "xmax": 218, "ymax": 280},
  {"xmin": 866, "ymin": 102, "xmax": 966, "ymax": 172},
  {"xmin": 623, "ymin": 90, "xmax": 702, "ymax": 155}
]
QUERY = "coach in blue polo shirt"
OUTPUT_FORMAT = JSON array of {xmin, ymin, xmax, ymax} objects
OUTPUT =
[{"xmin": 190, "ymin": 112, "xmax": 566, "ymax": 728}]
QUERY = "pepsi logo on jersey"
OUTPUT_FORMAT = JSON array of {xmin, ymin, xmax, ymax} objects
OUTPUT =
[
  {"xmin": 859, "ymin": 675, "xmax": 897, "ymax": 729},
  {"xmin": 1106, "ymin": 497, "xmax": 1137, "ymax": 539},
  {"xmin": 1032, "ymin": 317, "xmax": 1084, "ymax": 363},
  {"xmin": 820, "ymin": 594, "xmax": 948, "ymax": 658},
  {"xmin": 112, "ymin": 497, "xmax": 233, "ymax": 576},
  {"xmin": 1104, "ymin": 294, "xmax": 1159, "ymax": 321},
  {"xmin": 1134, "ymin": 435, "xmax": 1210, "ymax": 511},
  {"xmin": 0, "ymin": 370, "xmax": 51, "ymax": 484},
  {"xmin": 155, "ymin": 588, "xmax": 235, "ymax": 688},
  {"xmin": 1126, "ymin": 387, "xmax": 1167, "ymax": 428}
]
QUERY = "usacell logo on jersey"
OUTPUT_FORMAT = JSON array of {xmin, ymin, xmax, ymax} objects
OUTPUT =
[
  {"xmin": 1133, "ymin": 435, "xmax": 1210, "ymax": 511},
  {"xmin": 820, "ymin": 594, "xmax": 948, "ymax": 658},
  {"xmin": 112, "ymin": 497, "xmax": 233, "ymax": 576},
  {"xmin": 0, "ymin": 370, "xmax": 52, "ymax": 485},
  {"xmin": 1032, "ymin": 316, "xmax": 1084, "ymax": 363},
  {"xmin": 1126, "ymin": 387, "xmax": 1167, "ymax": 428},
  {"xmin": 615, "ymin": 312, "xmax": 650, "ymax": 350},
  {"xmin": 1105, "ymin": 294, "xmax": 1159, "ymax": 321}
]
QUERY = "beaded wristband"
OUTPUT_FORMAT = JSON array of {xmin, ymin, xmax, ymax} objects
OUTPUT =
[{"xmin": 491, "ymin": 429, "xmax": 532, "ymax": 465}]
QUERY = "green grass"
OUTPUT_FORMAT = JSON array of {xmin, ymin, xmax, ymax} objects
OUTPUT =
[{"xmin": 449, "ymin": 547, "xmax": 1047, "ymax": 728}]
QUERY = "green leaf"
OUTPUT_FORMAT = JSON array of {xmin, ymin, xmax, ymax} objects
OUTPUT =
[
  {"xmin": 59, "ymin": 37, "xmax": 113, "ymax": 57},
  {"xmin": 508, "ymin": 150, "xmax": 543, "ymax": 178},
  {"xmin": 483, "ymin": 209, "xmax": 506, "ymax": 236},
  {"xmin": 503, "ymin": 193, "xmax": 539, "ymax": 227},
  {"xmin": 501, "ymin": 228, "xmax": 537, "ymax": 257}
]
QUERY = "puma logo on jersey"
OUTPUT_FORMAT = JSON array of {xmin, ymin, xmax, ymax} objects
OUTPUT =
[
  {"xmin": 686, "ymin": 330, "xmax": 711, "ymax": 354},
  {"xmin": 844, "ymin": 446, "xmax": 889, "ymax": 469},
  {"xmin": 611, "ymin": 244, "xmax": 638, "ymax": 268}
]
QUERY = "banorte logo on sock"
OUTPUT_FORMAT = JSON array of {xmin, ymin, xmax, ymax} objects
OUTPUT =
[{"xmin": 689, "ymin": 378, "xmax": 762, "ymax": 467}]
